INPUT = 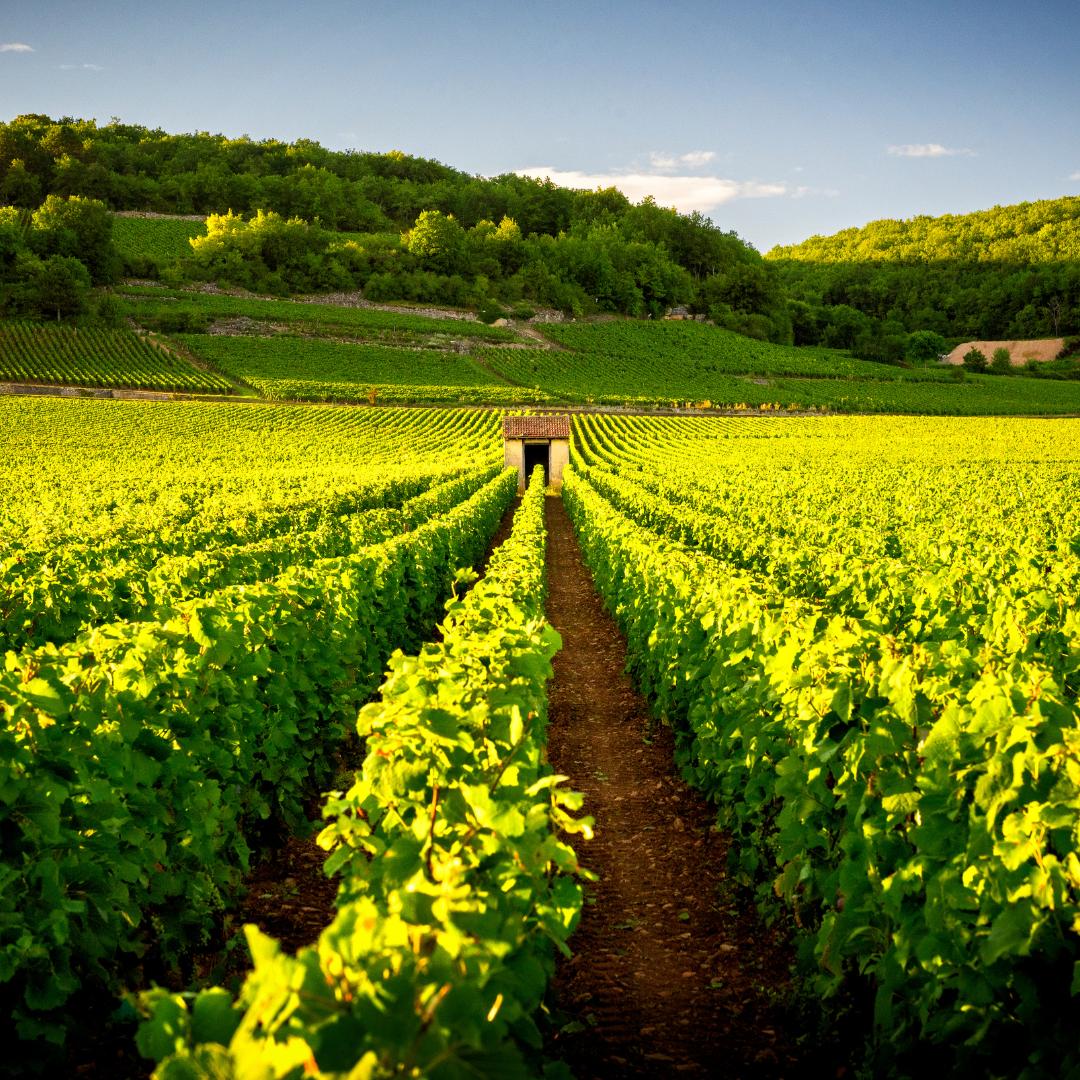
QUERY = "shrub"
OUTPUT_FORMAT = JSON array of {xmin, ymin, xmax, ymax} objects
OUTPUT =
[
  {"xmin": 152, "ymin": 310, "xmax": 211, "ymax": 333},
  {"xmin": 477, "ymin": 298, "xmax": 506, "ymax": 324},
  {"xmin": 905, "ymin": 329, "xmax": 947, "ymax": 364},
  {"xmin": 961, "ymin": 347, "xmax": 988, "ymax": 373},
  {"xmin": 990, "ymin": 347, "xmax": 1013, "ymax": 374}
]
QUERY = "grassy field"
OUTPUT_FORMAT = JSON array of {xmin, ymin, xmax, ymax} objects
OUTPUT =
[{"xmin": 111, "ymin": 216, "xmax": 206, "ymax": 264}]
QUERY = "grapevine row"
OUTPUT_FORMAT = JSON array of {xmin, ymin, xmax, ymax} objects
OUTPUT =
[
  {"xmin": 0, "ymin": 469, "xmax": 517, "ymax": 1043},
  {"xmin": 136, "ymin": 468, "xmax": 590, "ymax": 1078},
  {"xmin": 0, "ymin": 322, "xmax": 234, "ymax": 392}
]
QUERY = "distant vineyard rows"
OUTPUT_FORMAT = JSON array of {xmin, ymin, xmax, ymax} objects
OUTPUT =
[{"xmin": 0, "ymin": 322, "xmax": 233, "ymax": 392}]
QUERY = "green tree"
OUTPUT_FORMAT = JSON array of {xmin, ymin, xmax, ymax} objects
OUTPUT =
[
  {"xmin": 905, "ymin": 329, "xmax": 947, "ymax": 364},
  {"xmin": 0, "ymin": 158, "xmax": 42, "ymax": 206},
  {"xmin": 33, "ymin": 254, "xmax": 90, "ymax": 320},
  {"xmin": 29, "ymin": 194, "xmax": 115, "ymax": 282},
  {"xmin": 404, "ymin": 209, "xmax": 466, "ymax": 274},
  {"xmin": 990, "ymin": 346, "xmax": 1013, "ymax": 374},
  {"xmin": 787, "ymin": 299, "xmax": 821, "ymax": 345},
  {"xmin": 822, "ymin": 304, "xmax": 871, "ymax": 350}
]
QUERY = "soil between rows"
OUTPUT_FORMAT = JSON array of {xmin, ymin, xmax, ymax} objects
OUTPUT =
[{"xmin": 542, "ymin": 494, "xmax": 801, "ymax": 1078}]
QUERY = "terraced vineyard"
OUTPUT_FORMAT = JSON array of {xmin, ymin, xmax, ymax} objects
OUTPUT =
[
  {"xmin": 8, "ymin": 292, "xmax": 1080, "ymax": 415},
  {"xmin": 119, "ymin": 285, "xmax": 516, "ymax": 343},
  {"xmin": 565, "ymin": 413, "xmax": 1080, "ymax": 1075},
  {"xmin": 0, "ymin": 322, "xmax": 234, "ymax": 392},
  {"xmin": 179, "ymin": 333, "xmax": 543, "ymax": 404}
]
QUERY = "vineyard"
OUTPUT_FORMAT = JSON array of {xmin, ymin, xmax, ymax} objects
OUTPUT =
[
  {"xmin": 563, "ymin": 413, "xmax": 1080, "ymax": 1075},
  {"xmin": 0, "ymin": 323, "xmax": 235, "ymax": 392},
  {"xmin": 478, "ymin": 321, "xmax": 1080, "ymax": 413},
  {"xmin": 0, "ymin": 399, "xmax": 533, "ymax": 1062},
  {"xmin": 179, "ymin": 333, "xmax": 544, "ymax": 404},
  {"xmin": 5, "ymin": 286, "xmax": 1080, "ymax": 414},
  {"xmin": 2, "ymin": 399, "xmax": 1080, "ymax": 1077},
  {"xmin": 118, "ymin": 285, "xmax": 517, "ymax": 344}
]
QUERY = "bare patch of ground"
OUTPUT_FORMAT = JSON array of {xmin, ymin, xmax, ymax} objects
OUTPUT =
[
  {"xmin": 204, "ymin": 315, "xmax": 289, "ymax": 334},
  {"xmin": 294, "ymin": 290, "xmax": 482, "ymax": 322},
  {"xmin": 207, "ymin": 316, "xmax": 288, "ymax": 336},
  {"xmin": 509, "ymin": 322, "xmax": 563, "ymax": 349},
  {"xmin": 944, "ymin": 339, "xmax": 1064, "ymax": 366}
]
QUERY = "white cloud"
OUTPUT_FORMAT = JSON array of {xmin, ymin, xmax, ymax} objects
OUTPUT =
[
  {"xmin": 1070, "ymin": 171, "xmax": 1080, "ymax": 181},
  {"xmin": 887, "ymin": 143, "xmax": 974, "ymax": 158},
  {"xmin": 515, "ymin": 166, "xmax": 790, "ymax": 214},
  {"xmin": 59, "ymin": 62, "xmax": 104, "ymax": 70},
  {"xmin": 0, "ymin": 42, "xmax": 33, "ymax": 53},
  {"xmin": 677, "ymin": 150, "xmax": 716, "ymax": 168},
  {"xmin": 648, "ymin": 149, "xmax": 717, "ymax": 170}
]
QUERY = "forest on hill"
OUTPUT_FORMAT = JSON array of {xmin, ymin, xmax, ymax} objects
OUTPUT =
[
  {"xmin": 768, "ymin": 197, "xmax": 1080, "ymax": 358},
  {"xmin": 0, "ymin": 114, "xmax": 789, "ymax": 338}
]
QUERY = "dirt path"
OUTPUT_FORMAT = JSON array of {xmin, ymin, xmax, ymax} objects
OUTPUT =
[{"xmin": 543, "ymin": 495, "xmax": 801, "ymax": 1078}]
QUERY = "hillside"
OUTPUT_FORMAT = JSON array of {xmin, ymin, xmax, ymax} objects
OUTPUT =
[
  {"xmin": 0, "ymin": 114, "xmax": 790, "ymax": 337},
  {"xmin": 3, "ymin": 114, "xmax": 1080, "ymax": 410},
  {"xmin": 768, "ymin": 195, "xmax": 1080, "ymax": 264},
  {"xmin": 766, "ymin": 195, "xmax": 1080, "ymax": 352}
]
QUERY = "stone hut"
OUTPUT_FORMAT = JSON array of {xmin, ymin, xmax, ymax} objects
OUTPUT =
[{"xmin": 502, "ymin": 415, "xmax": 570, "ymax": 491}]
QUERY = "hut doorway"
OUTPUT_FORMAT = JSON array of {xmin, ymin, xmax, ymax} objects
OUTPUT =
[
  {"xmin": 502, "ymin": 415, "xmax": 570, "ymax": 491},
  {"xmin": 523, "ymin": 441, "xmax": 549, "ymax": 484}
]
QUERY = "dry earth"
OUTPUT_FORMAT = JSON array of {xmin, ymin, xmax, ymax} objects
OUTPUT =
[{"xmin": 943, "ymin": 338, "xmax": 1064, "ymax": 366}]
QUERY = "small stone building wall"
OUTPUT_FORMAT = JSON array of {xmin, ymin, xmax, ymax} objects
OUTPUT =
[
  {"xmin": 501, "ymin": 415, "xmax": 571, "ymax": 492},
  {"xmin": 504, "ymin": 437, "xmax": 524, "ymax": 477},
  {"xmin": 549, "ymin": 438, "xmax": 569, "ymax": 489}
]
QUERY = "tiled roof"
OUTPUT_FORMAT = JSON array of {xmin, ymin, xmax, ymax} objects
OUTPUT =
[{"xmin": 502, "ymin": 415, "xmax": 571, "ymax": 440}]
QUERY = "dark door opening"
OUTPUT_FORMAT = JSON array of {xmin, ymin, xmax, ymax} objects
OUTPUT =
[{"xmin": 523, "ymin": 441, "xmax": 549, "ymax": 485}]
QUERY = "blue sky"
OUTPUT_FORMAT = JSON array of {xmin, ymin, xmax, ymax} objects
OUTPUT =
[{"xmin": 2, "ymin": 0, "xmax": 1078, "ymax": 251}]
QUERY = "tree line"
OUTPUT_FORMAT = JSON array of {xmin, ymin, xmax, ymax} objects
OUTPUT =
[{"xmin": 0, "ymin": 114, "xmax": 791, "ymax": 337}]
